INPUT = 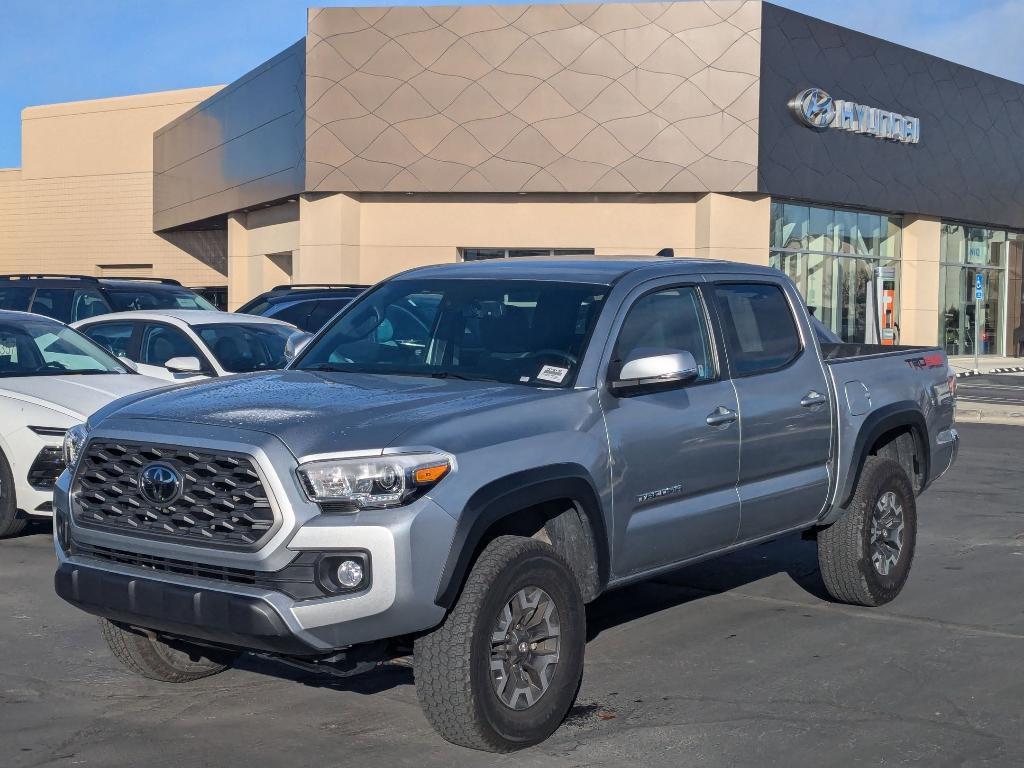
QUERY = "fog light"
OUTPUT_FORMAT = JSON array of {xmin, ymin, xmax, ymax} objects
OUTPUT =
[{"xmin": 336, "ymin": 559, "xmax": 364, "ymax": 588}]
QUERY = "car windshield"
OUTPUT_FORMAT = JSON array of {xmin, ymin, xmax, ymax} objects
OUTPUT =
[
  {"xmin": 105, "ymin": 287, "xmax": 217, "ymax": 312},
  {"xmin": 0, "ymin": 317, "xmax": 128, "ymax": 377},
  {"xmin": 196, "ymin": 323, "xmax": 294, "ymax": 373},
  {"xmin": 294, "ymin": 279, "xmax": 609, "ymax": 387}
]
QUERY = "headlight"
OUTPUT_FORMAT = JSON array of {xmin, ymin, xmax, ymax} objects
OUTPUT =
[
  {"xmin": 296, "ymin": 451, "xmax": 453, "ymax": 510},
  {"xmin": 62, "ymin": 424, "xmax": 89, "ymax": 471}
]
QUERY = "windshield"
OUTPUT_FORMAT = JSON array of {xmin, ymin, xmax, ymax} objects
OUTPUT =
[
  {"xmin": 105, "ymin": 287, "xmax": 216, "ymax": 312},
  {"xmin": 196, "ymin": 323, "xmax": 294, "ymax": 373},
  {"xmin": 0, "ymin": 317, "xmax": 128, "ymax": 377},
  {"xmin": 295, "ymin": 279, "xmax": 609, "ymax": 387}
]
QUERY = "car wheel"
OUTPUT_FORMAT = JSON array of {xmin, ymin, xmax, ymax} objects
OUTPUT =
[
  {"xmin": 818, "ymin": 456, "xmax": 917, "ymax": 607},
  {"xmin": 414, "ymin": 535, "xmax": 586, "ymax": 752},
  {"xmin": 100, "ymin": 619, "xmax": 239, "ymax": 683},
  {"xmin": 0, "ymin": 450, "xmax": 27, "ymax": 539}
]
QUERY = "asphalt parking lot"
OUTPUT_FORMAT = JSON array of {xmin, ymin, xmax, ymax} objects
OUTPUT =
[
  {"xmin": 2, "ymin": 421, "xmax": 1022, "ymax": 768},
  {"xmin": 957, "ymin": 373, "xmax": 1024, "ymax": 407}
]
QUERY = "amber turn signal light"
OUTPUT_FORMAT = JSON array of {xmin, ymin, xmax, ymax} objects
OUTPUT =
[{"xmin": 414, "ymin": 463, "xmax": 450, "ymax": 485}]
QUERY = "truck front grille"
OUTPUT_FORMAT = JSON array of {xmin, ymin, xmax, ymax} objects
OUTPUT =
[{"xmin": 71, "ymin": 440, "xmax": 277, "ymax": 550}]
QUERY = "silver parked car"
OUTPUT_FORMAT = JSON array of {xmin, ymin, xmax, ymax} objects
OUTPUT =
[{"xmin": 53, "ymin": 258, "xmax": 958, "ymax": 751}]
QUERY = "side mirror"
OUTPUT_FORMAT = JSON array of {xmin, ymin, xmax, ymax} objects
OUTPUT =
[
  {"xmin": 164, "ymin": 356, "xmax": 204, "ymax": 374},
  {"xmin": 117, "ymin": 356, "xmax": 138, "ymax": 372},
  {"xmin": 610, "ymin": 348, "xmax": 700, "ymax": 395},
  {"xmin": 285, "ymin": 331, "xmax": 314, "ymax": 362}
]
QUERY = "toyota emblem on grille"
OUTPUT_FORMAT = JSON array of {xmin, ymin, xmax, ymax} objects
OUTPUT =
[
  {"xmin": 139, "ymin": 463, "xmax": 182, "ymax": 506},
  {"xmin": 791, "ymin": 87, "xmax": 836, "ymax": 129}
]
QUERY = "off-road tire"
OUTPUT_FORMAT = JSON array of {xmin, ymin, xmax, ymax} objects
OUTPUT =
[
  {"xmin": 414, "ymin": 535, "xmax": 586, "ymax": 752},
  {"xmin": 818, "ymin": 456, "xmax": 917, "ymax": 607},
  {"xmin": 0, "ymin": 450, "xmax": 26, "ymax": 539},
  {"xmin": 100, "ymin": 619, "xmax": 238, "ymax": 683}
]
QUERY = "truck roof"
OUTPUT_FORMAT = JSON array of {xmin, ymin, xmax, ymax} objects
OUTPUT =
[{"xmin": 399, "ymin": 257, "xmax": 781, "ymax": 284}]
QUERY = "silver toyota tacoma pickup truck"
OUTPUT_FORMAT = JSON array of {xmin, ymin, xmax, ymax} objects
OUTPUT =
[{"xmin": 54, "ymin": 258, "xmax": 958, "ymax": 751}]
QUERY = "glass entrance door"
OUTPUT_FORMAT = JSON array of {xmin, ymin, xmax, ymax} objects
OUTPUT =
[{"xmin": 941, "ymin": 265, "xmax": 1003, "ymax": 356}]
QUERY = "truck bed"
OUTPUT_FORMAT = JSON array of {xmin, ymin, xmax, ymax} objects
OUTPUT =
[
  {"xmin": 817, "ymin": 342, "xmax": 954, "ymax": 523},
  {"xmin": 819, "ymin": 343, "xmax": 931, "ymax": 362}
]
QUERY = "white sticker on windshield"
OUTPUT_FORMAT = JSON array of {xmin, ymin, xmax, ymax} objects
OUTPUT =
[{"xmin": 537, "ymin": 365, "xmax": 568, "ymax": 384}]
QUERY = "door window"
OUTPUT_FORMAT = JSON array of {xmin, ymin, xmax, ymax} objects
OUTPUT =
[
  {"xmin": 612, "ymin": 287, "xmax": 715, "ymax": 382},
  {"xmin": 29, "ymin": 289, "xmax": 74, "ymax": 322},
  {"xmin": 81, "ymin": 322, "xmax": 136, "ymax": 358},
  {"xmin": 140, "ymin": 324, "xmax": 204, "ymax": 368},
  {"xmin": 306, "ymin": 299, "xmax": 351, "ymax": 330},
  {"xmin": 0, "ymin": 286, "xmax": 33, "ymax": 311},
  {"xmin": 272, "ymin": 300, "xmax": 316, "ymax": 330},
  {"xmin": 715, "ymin": 284, "xmax": 801, "ymax": 376},
  {"xmin": 71, "ymin": 289, "xmax": 111, "ymax": 322}
]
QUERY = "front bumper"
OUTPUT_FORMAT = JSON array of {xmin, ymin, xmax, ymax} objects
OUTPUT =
[
  {"xmin": 55, "ymin": 559, "xmax": 315, "ymax": 655},
  {"xmin": 52, "ymin": 422, "xmax": 456, "ymax": 655}
]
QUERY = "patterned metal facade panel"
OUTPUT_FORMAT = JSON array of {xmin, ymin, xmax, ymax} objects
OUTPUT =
[
  {"xmin": 758, "ymin": 3, "xmax": 1024, "ymax": 229},
  {"xmin": 305, "ymin": 2, "xmax": 762, "ymax": 194}
]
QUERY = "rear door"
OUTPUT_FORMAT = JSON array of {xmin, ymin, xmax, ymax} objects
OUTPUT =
[
  {"xmin": 710, "ymin": 280, "xmax": 832, "ymax": 540},
  {"xmin": 600, "ymin": 281, "xmax": 741, "ymax": 576}
]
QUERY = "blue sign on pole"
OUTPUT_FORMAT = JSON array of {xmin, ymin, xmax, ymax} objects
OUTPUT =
[{"xmin": 975, "ymin": 273, "xmax": 985, "ymax": 300}]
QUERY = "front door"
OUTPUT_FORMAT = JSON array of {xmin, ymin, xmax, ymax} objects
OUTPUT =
[
  {"xmin": 710, "ymin": 281, "xmax": 833, "ymax": 541},
  {"xmin": 600, "ymin": 283, "xmax": 741, "ymax": 577}
]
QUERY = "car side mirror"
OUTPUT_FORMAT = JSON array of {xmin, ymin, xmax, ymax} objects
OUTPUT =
[
  {"xmin": 285, "ymin": 331, "xmax": 314, "ymax": 361},
  {"xmin": 117, "ymin": 356, "xmax": 138, "ymax": 373},
  {"xmin": 164, "ymin": 356, "xmax": 204, "ymax": 374},
  {"xmin": 610, "ymin": 348, "xmax": 700, "ymax": 395}
]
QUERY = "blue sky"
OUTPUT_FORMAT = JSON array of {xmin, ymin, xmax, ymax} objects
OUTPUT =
[{"xmin": 1, "ymin": 0, "xmax": 1022, "ymax": 168}]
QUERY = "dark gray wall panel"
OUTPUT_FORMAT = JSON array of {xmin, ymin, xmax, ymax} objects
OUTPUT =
[
  {"xmin": 758, "ymin": 3, "xmax": 1024, "ymax": 229},
  {"xmin": 153, "ymin": 41, "xmax": 306, "ymax": 231}
]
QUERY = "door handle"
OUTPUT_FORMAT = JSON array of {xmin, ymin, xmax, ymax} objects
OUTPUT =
[
  {"xmin": 800, "ymin": 390, "xmax": 828, "ymax": 408},
  {"xmin": 706, "ymin": 406, "xmax": 738, "ymax": 427}
]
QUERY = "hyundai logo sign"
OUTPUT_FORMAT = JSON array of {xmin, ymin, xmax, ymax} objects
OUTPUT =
[
  {"xmin": 139, "ymin": 462, "xmax": 182, "ymax": 506},
  {"xmin": 790, "ymin": 88, "xmax": 920, "ymax": 144}
]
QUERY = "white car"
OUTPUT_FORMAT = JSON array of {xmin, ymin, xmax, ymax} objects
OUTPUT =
[
  {"xmin": 0, "ymin": 311, "xmax": 166, "ymax": 538},
  {"xmin": 72, "ymin": 310, "xmax": 298, "ymax": 382}
]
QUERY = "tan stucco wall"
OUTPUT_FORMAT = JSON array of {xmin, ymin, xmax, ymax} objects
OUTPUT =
[
  {"xmin": 225, "ymin": 189, "xmax": 776, "ymax": 305},
  {"xmin": 1, "ymin": 87, "xmax": 227, "ymax": 286}
]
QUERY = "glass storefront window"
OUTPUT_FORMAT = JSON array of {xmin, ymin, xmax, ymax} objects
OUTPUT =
[
  {"xmin": 940, "ymin": 223, "xmax": 1009, "ymax": 356},
  {"xmin": 770, "ymin": 202, "xmax": 902, "ymax": 344}
]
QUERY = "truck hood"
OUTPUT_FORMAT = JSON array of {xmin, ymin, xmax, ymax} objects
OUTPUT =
[
  {"xmin": 101, "ymin": 370, "xmax": 559, "ymax": 458},
  {"xmin": 0, "ymin": 374, "xmax": 166, "ymax": 420}
]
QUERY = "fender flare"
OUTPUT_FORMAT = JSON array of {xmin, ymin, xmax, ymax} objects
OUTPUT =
[
  {"xmin": 840, "ymin": 401, "xmax": 929, "ymax": 507},
  {"xmin": 433, "ymin": 463, "xmax": 609, "ymax": 609}
]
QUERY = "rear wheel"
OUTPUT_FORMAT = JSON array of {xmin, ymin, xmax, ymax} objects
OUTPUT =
[
  {"xmin": 0, "ymin": 450, "xmax": 27, "ymax": 539},
  {"xmin": 818, "ymin": 456, "xmax": 917, "ymax": 607},
  {"xmin": 414, "ymin": 536, "xmax": 585, "ymax": 752},
  {"xmin": 100, "ymin": 619, "xmax": 238, "ymax": 683}
]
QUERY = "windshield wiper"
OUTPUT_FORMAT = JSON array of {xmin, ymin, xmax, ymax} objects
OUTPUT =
[
  {"xmin": 429, "ymin": 371, "xmax": 503, "ymax": 383},
  {"xmin": 302, "ymin": 363, "xmax": 350, "ymax": 373}
]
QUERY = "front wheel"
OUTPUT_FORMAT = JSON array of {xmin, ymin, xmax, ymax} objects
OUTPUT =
[
  {"xmin": 100, "ymin": 619, "xmax": 239, "ymax": 683},
  {"xmin": 414, "ymin": 536, "xmax": 586, "ymax": 752},
  {"xmin": 818, "ymin": 456, "xmax": 917, "ymax": 607}
]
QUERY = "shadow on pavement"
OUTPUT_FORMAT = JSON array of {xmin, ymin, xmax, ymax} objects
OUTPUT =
[
  {"xmin": 230, "ymin": 532, "xmax": 827, "ymax": 691},
  {"xmin": 585, "ymin": 533, "xmax": 828, "ymax": 642}
]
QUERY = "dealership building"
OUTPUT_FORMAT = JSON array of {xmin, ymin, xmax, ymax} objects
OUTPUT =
[{"xmin": 3, "ymin": 1, "xmax": 1024, "ymax": 354}]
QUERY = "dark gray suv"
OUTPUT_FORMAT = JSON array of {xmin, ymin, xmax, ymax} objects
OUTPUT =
[{"xmin": 0, "ymin": 274, "xmax": 217, "ymax": 324}]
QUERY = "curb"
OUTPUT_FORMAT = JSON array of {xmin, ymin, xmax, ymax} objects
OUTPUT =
[{"xmin": 956, "ymin": 366, "xmax": 1024, "ymax": 378}]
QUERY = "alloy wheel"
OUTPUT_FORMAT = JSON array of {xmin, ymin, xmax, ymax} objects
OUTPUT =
[
  {"xmin": 870, "ymin": 490, "xmax": 905, "ymax": 576},
  {"xmin": 489, "ymin": 586, "xmax": 561, "ymax": 710}
]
